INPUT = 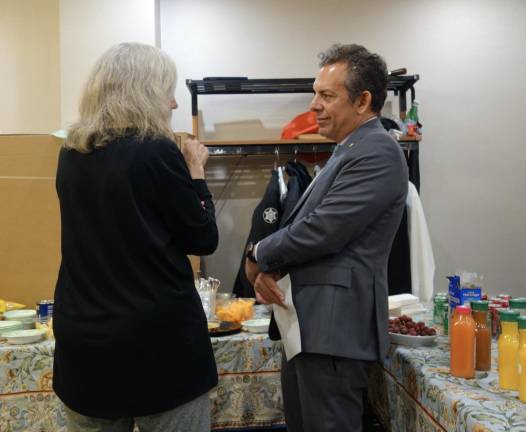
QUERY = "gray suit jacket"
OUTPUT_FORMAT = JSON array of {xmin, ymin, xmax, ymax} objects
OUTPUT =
[{"xmin": 257, "ymin": 118, "xmax": 408, "ymax": 361}]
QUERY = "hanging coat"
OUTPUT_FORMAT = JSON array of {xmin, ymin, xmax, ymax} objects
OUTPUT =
[{"xmin": 232, "ymin": 170, "xmax": 282, "ymax": 298}]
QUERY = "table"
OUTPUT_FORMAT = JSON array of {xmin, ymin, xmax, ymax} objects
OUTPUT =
[
  {"xmin": 0, "ymin": 332, "xmax": 285, "ymax": 432},
  {"xmin": 4, "ymin": 321, "xmax": 526, "ymax": 431},
  {"xmin": 368, "ymin": 333, "xmax": 526, "ymax": 431}
]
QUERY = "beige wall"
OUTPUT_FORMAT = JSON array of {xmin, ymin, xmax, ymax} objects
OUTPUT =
[
  {"xmin": 0, "ymin": 0, "xmax": 158, "ymax": 305},
  {"xmin": 0, "ymin": 0, "xmax": 60, "ymax": 134},
  {"xmin": 0, "ymin": 135, "xmax": 62, "ymax": 307},
  {"xmin": 59, "ymin": 0, "xmax": 157, "ymax": 128}
]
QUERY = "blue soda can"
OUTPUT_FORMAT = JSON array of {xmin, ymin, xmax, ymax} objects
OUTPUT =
[{"xmin": 36, "ymin": 300, "xmax": 54, "ymax": 323}]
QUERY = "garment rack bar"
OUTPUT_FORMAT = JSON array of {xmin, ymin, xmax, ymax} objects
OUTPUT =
[{"xmin": 205, "ymin": 140, "xmax": 419, "ymax": 156}]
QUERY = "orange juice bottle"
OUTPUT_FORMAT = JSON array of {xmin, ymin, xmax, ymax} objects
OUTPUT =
[
  {"xmin": 518, "ymin": 316, "xmax": 526, "ymax": 402},
  {"xmin": 450, "ymin": 305, "xmax": 475, "ymax": 378},
  {"xmin": 471, "ymin": 301, "xmax": 491, "ymax": 371},
  {"xmin": 498, "ymin": 310, "xmax": 520, "ymax": 390}
]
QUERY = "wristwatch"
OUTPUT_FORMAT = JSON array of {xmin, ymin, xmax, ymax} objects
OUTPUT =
[{"xmin": 245, "ymin": 242, "xmax": 257, "ymax": 263}]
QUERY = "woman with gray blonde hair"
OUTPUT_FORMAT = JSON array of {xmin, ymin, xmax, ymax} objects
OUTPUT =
[{"xmin": 53, "ymin": 42, "xmax": 218, "ymax": 432}]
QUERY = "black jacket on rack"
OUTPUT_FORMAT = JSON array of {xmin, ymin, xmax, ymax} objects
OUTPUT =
[
  {"xmin": 232, "ymin": 170, "xmax": 282, "ymax": 298},
  {"xmin": 387, "ymin": 147, "xmax": 419, "ymax": 295},
  {"xmin": 281, "ymin": 161, "xmax": 312, "ymax": 225},
  {"xmin": 232, "ymin": 162, "xmax": 312, "ymax": 299}
]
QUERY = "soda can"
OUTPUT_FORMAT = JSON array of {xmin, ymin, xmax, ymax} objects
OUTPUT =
[{"xmin": 36, "ymin": 300, "xmax": 54, "ymax": 324}]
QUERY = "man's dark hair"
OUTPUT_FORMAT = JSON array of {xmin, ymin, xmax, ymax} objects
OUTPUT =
[{"xmin": 318, "ymin": 44, "xmax": 388, "ymax": 113}]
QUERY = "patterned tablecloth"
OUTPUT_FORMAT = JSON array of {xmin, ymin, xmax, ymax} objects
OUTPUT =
[
  {"xmin": 3, "ymin": 316, "xmax": 526, "ymax": 432},
  {"xmin": 0, "ymin": 332, "xmax": 284, "ymax": 432},
  {"xmin": 368, "ymin": 326, "xmax": 526, "ymax": 431}
]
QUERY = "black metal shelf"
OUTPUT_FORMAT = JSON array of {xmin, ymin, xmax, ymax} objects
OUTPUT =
[
  {"xmin": 185, "ymin": 75, "xmax": 420, "ymax": 156},
  {"xmin": 186, "ymin": 75, "xmax": 419, "ymax": 116}
]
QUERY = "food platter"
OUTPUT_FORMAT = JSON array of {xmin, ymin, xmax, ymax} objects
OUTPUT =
[
  {"xmin": 388, "ymin": 314, "xmax": 437, "ymax": 346},
  {"xmin": 208, "ymin": 321, "xmax": 242, "ymax": 337}
]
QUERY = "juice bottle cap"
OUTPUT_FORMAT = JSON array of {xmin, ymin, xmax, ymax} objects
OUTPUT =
[
  {"xmin": 456, "ymin": 305, "xmax": 471, "ymax": 315},
  {"xmin": 518, "ymin": 316, "xmax": 526, "ymax": 329},
  {"xmin": 509, "ymin": 298, "xmax": 526, "ymax": 309},
  {"xmin": 499, "ymin": 309, "xmax": 520, "ymax": 322},
  {"xmin": 471, "ymin": 300, "xmax": 489, "ymax": 311}
]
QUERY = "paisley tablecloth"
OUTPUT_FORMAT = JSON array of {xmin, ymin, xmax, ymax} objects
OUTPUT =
[
  {"xmin": 0, "ymin": 333, "xmax": 284, "ymax": 432},
  {"xmin": 3, "ymin": 322, "xmax": 526, "ymax": 431},
  {"xmin": 368, "ymin": 331, "xmax": 526, "ymax": 432}
]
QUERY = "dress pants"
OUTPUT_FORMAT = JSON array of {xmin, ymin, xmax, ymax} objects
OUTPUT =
[{"xmin": 281, "ymin": 351, "xmax": 371, "ymax": 432}]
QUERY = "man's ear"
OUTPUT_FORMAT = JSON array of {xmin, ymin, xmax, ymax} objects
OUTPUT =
[{"xmin": 356, "ymin": 91, "xmax": 372, "ymax": 114}]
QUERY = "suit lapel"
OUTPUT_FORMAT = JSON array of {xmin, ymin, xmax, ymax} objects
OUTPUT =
[{"xmin": 281, "ymin": 118, "xmax": 382, "ymax": 226}]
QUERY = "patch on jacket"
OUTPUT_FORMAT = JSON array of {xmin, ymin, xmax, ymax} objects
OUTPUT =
[{"xmin": 262, "ymin": 207, "xmax": 278, "ymax": 224}]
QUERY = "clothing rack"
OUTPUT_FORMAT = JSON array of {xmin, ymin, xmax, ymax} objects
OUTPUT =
[{"xmin": 204, "ymin": 138, "xmax": 419, "ymax": 156}]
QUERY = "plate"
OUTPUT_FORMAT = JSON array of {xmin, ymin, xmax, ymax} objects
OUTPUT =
[
  {"xmin": 242, "ymin": 318, "xmax": 270, "ymax": 333},
  {"xmin": 389, "ymin": 332, "xmax": 437, "ymax": 347},
  {"xmin": 3, "ymin": 329, "xmax": 47, "ymax": 345},
  {"xmin": 4, "ymin": 309, "xmax": 36, "ymax": 321},
  {"xmin": 0, "ymin": 320, "xmax": 24, "ymax": 336},
  {"xmin": 208, "ymin": 321, "xmax": 242, "ymax": 337}
]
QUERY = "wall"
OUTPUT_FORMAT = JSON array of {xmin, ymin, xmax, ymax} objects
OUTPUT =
[
  {"xmin": 0, "ymin": 0, "xmax": 158, "ymax": 306},
  {"xmin": 0, "ymin": 0, "xmax": 60, "ymax": 134},
  {"xmin": 160, "ymin": 0, "xmax": 526, "ymax": 297},
  {"xmin": 59, "ymin": 0, "xmax": 157, "ymax": 128},
  {"xmin": 0, "ymin": 135, "xmax": 62, "ymax": 307}
]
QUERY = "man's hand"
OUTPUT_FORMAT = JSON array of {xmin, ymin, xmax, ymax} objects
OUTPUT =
[
  {"xmin": 254, "ymin": 272, "xmax": 288, "ymax": 309},
  {"xmin": 245, "ymin": 258, "xmax": 260, "ymax": 286}
]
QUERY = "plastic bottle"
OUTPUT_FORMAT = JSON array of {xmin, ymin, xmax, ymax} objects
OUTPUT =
[
  {"xmin": 450, "ymin": 305, "xmax": 475, "ymax": 378},
  {"xmin": 471, "ymin": 301, "xmax": 491, "ymax": 371},
  {"xmin": 510, "ymin": 298, "xmax": 526, "ymax": 317},
  {"xmin": 404, "ymin": 99, "xmax": 420, "ymax": 136},
  {"xmin": 498, "ymin": 310, "xmax": 520, "ymax": 390},
  {"xmin": 518, "ymin": 316, "xmax": 526, "ymax": 402}
]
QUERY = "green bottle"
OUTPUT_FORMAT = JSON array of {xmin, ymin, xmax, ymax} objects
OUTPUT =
[{"xmin": 405, "ymin": 99, "xmax": 420, "ymax": 135}]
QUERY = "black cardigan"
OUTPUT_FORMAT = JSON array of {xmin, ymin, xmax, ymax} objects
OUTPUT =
[{"xmin": 53, "ymin": 134, "xmax": 218, "ymax": 418}]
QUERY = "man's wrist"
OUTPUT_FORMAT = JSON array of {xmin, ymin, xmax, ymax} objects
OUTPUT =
[{"xmin": 245, "ymin": 241, "xmax": 258, "ymax": 263}]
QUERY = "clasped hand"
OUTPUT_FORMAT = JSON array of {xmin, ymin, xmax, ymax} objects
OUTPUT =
[{"xmin": 245, "ymin": 260, "xmax": 287, "ymax": 309}]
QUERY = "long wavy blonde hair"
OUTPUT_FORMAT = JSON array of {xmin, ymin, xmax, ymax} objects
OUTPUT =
[{"xmin": 65, "ymin": 43, "xmax": 177, "ymax": 153}]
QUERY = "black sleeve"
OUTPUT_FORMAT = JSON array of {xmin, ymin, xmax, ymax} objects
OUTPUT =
[{"xmin": 146, "ymin": 139, "xmax": 218, "ymax": 256}]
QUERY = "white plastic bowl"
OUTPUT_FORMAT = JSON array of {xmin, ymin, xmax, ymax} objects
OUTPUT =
[
  {"xmin": 389, "ymin": 332, "xmax": 437, "ymax": 347},
  {"xmin": 242, "ymin": 318, "xmax": 270, "ymax": 333},
  {"xmin": 0, "ymin": 320, "xmax": 24, "ymax": 336},
  {"xmin": 4, "ymin": 309, "xmax": 36, "ymax": 321},
  {"xmin": 3, "ymin": 329, "xmax": 47, "ymax": 345}
]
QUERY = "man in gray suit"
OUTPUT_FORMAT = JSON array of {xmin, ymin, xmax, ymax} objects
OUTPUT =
[{"xmin": 245, "ymin": 44, "xmax": 408, "ymax": 432}]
